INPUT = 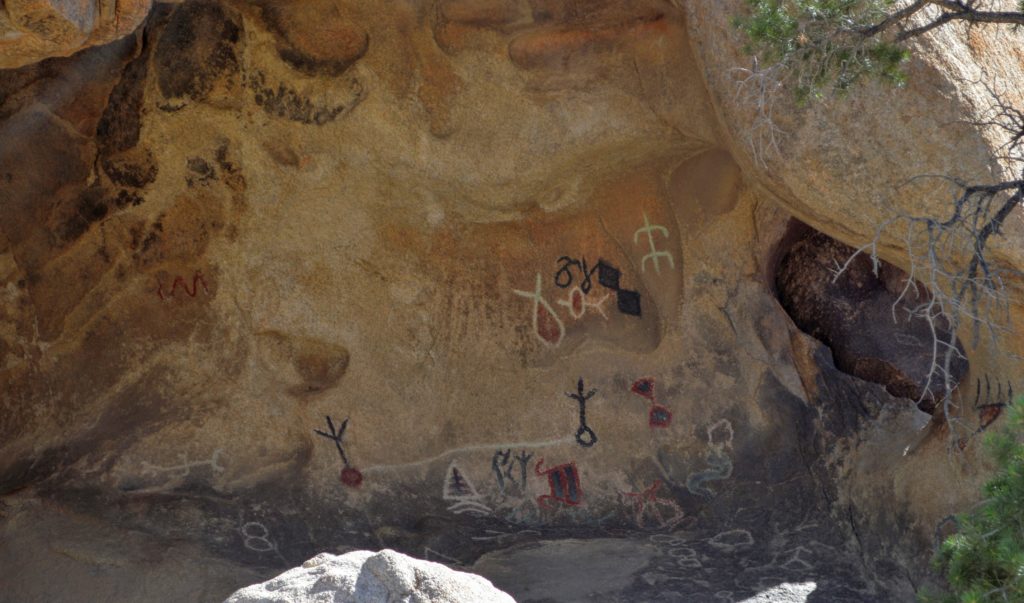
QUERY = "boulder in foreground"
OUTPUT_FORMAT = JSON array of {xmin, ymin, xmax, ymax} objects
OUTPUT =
[{"xmin": 224, "ymin": 549, "xmax": 516, "ymax": 603}]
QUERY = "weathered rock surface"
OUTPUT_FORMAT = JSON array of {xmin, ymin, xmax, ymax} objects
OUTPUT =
[
  {"xmin": 225, "ymin": 550, "xmax": 514, "ymax": 603},
  {"xmin": 0, "ymin": 0, "xmax": 1021, "ymax": 601},
  {"xmin": 0, "ymin": 0, "xmax": 157, "ymax": 69}
]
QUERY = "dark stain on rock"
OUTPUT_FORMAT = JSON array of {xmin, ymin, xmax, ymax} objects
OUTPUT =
[
  {"xmin": 276, "ymin": 44, "xmax": 365, "ymax": 78},
  {"xmin": 186, "ymin": 157, "xmax": 216, "ymax": 187},
  {"xmin": 214, "ymin": 142, "xmax": 247, "ymax": 198},
  {"xmin": 255, "ymin": 331, "xmax": 350, "ymax": 397},
  {"xmin": 55, "ymin": 186, "xmax": 145, "ymax": 245},
  {"xmin": 56, "ymin": 185, "xmax": 106, "ymax": 244},
  {"xmin": 0, "ymin": 445, "xmax": 71, "ymax": 495},
  {"xmin": 131, "ymin": 218, "xmax": 162, "ymax": 256},
  {"xmin": 214, "ymin": 144, "xmax": 239, "ymax": 176},
  {"xmin": 113, "ymin": 189, "xmax": 145, "ymax": 209},
  {"xmin": 154, "ymin": 1, "xmax": 241, "ymax": 104},
  {"xmin": 95, "ymin": 30, "xmax": 158, "ymax": 189},
  {"xmin": 96, "ymin": 43, "xmax": 147, "ymax": 154},
  {"xmin": 247, "ymin": 71, "xmax": 364, "ymax": 125},
  {"xmin": 101, "ymin": 150, "xmax": 158, "ymax": 188}
]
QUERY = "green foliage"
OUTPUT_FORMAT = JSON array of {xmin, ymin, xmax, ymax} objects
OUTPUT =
[
  {"xmin": 734, "ymin": 0, "xmax": 910, "ymax": 100},
  {"xmin": 929, "ymin": 401, "xmax": 1024, "ymax": 602}
]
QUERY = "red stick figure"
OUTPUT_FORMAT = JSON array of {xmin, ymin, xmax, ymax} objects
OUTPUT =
[{"xmin": 535, "ymin": 458, "xmax": 583, "ymax": 509}]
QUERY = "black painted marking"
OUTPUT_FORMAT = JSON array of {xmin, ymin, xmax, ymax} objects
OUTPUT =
[
  {"xmin": 314, "ymin": 415, "xmax": 350, "ymax": 466},
  {"xmin": 972, "ymin": 376, "xmax": 1013, "ymax": 432},
  {"xmin": 492, "ymin": 449, "xmax": 534, "ymax": 493},
  {"xmin": 446, "ymin": 466, "xmax": 473, "ymax": 498},
  {"xmin": 617, "ymin": 289, "xmax": 642, "ymax": 316},
  {"xmin": 566, "ymin": 378, "xmax": 598, "ymax": 447},
  {"xmin": 596, "ymin": 260, "xmax": 620, "ymax": 291},
  {"xmin": 554, "ymin": 256, "xmax": 600, "ymax": 293},
  {"xmin": 596, "ymin": 258, "xmax": 642, "ymax": 317}
]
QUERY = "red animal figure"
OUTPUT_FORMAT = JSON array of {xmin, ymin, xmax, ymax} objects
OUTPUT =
[
  {"xmin": 156, "ymin": 271, "xmax": 209, "ymax": 301},
  {"xmin": 631, "ymin": 377, "xmax": 672, "ymax": 428},
  {"xmin": 623, "ymin": 479, "xmax": 687, "ymax": 530},
  {"xmin": 535, "ymin": 458, "xmax": 582, "ymax": 509}
]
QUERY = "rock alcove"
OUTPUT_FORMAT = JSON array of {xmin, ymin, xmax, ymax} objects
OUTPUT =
[{"xmin": 775, "ymin": 221, "xmax": 968, "ymax": 413}]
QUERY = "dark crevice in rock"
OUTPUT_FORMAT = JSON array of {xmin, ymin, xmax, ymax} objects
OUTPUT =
[
  {"xmin": 153, "ymin": 1, "xmax": 241, "ymax": 105},
  {"xmin": 774, "ymin": 220, "xmax": 968, "ymax": 413}
]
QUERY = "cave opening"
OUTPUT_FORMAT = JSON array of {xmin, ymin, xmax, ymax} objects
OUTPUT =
[{"xmin": 772, "ymin": 220, "xmax": 968, "ymax": 413}]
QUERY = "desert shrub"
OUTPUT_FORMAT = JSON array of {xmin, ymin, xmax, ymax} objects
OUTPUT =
[{"xmin": 930, "ymin": 401, "xmax": 1024, "ymax": 602}]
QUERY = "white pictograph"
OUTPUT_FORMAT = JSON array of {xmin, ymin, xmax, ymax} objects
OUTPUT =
[
  {"xmin": 633, "ymin": 211, "xmax": 675, "ymax": 274},
  {"xmin": 686, "ymin": 419, "xmax": 735, "ymax": 499},
  {"xmin": 443, "ymin": 461, "xmax": 492, "ymax": 516},
  {"xmin": 424, "ymin": 546, "xmax": 464, "ymax": 566},
  {"xmin": 140, "ymin": 449, "xmax": 225, "ymax": 478},
  {"xmin": 556, "ymin": 286, "xmax": 610, "ymax": 320},
  {"xmin": 239, "ymin": 520, "xmax": 289, "ymax": 564},
  {"xmin": 707, "ymin": 529, "xmax": 754, "ymax": 553},
  {"xmin": 512, "ymin": 273, "xmax": 564, "ymax": 347}
]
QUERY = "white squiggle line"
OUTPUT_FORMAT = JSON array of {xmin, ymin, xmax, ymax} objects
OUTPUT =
[
  {"xmin": 139, "ymin": 449, "xmax": 225, "ymax": 478},
  {"xmin": 361, "ymin": 437, "xmax": 575, "ymax": 474}
]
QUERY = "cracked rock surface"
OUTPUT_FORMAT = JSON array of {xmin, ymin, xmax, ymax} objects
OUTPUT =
[{"xmin": 0, "ymin": 1, "xmax": 1022, "ymax": 601}]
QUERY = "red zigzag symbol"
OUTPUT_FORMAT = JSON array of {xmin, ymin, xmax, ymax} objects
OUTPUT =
[{"xmin": 156, "ymin": 271, "xmax": 210, "ymax": 301}]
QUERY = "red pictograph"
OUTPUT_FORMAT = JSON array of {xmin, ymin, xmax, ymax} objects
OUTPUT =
[
  {"xmin": 631, "ymin": 377, "xmax": 672, "ymax": 428},
  {"xmin": 315, "ymin": 415, "xmax": 363, "ymax": 488},
  {"xmin": 341, "ymin": 466, "xmax": 364, "ymax": 487},
  {"xmin": 535, "ymin": 458, "xmax": 583, "ymax": 509},
  {"xmin": 623, "ymin": 479, "xmax": 687, "ymax": 529},
  {"xmin": 156, "ymin": 270, "xmax": 210, "ymax": 301}
]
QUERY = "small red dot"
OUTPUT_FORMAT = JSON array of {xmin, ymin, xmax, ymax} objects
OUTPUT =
[{"xmin": 341, "ymin": 467, "xmax": 363, "ymax": 487}]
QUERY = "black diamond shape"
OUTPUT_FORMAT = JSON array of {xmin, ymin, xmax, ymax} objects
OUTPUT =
[
  {"xmin": 617, "ymin": 289, "xmax": 641, "ymax": 316},
  {"xmin": 597, "ymin": 260, "xmax": 621, "ymax": 291}
]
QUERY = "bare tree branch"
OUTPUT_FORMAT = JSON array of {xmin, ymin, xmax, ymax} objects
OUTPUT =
[{"xmin": 858, "ymin": 0, "xmax": 1024, "ymax": 42}]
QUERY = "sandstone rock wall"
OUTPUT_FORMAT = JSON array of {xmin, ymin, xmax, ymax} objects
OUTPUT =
[{"xmin": 0, "ymin": 1, "xmax": 1021, "ymax": 601}]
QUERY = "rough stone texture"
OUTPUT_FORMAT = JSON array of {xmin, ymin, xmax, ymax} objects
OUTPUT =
[
  {"xmin": 0, "ymin": 0, "xmax": 158, "ymax": 69},
  {"xmin": 0, "ymin": 495, "xmax": 263, "ymax": 602},
  {"xmin": 738, "ymin": 582, "xmax": 819, "ymax": 603},
  {"xmin": 684, "ymin": 0, "xmax": 1024, "ymax": 354},
  {"xmin": 225, "ymin": 550, "xmax": 514, "ymax": 603},
  {"xmin": 0, "ymin": 1, "xmax": 1021, "ymax": 602}
]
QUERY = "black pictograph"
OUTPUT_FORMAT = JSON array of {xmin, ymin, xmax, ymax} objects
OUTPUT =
[
  {"xmin": 554, "ymin": 256, "xmax": 600, "ymax": 293},
  {"xmin": 492, "ymin": 449, "xmax": 534, "ymax": 493},
  {"xmin": 596, "ymin": 259, "xmax": 642, "ymax": 317},
  {"xmin": 566, "ymin": 377, "xmax": 598, "ymax": 447},
  {"xmin": 315, "ymin": 415, "xmax": 363, "ymax": 487}
]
